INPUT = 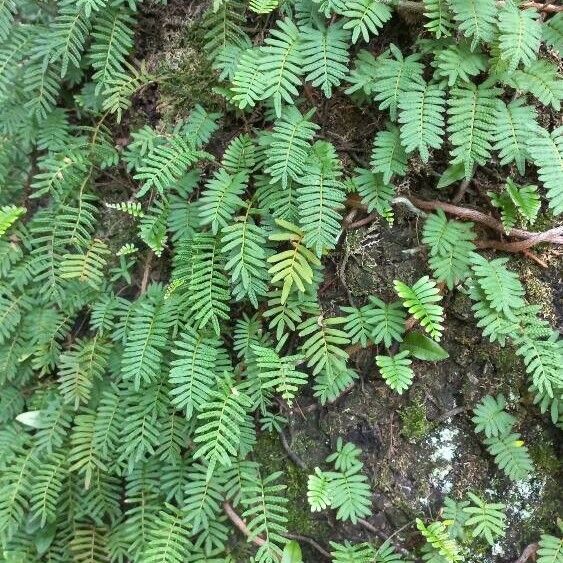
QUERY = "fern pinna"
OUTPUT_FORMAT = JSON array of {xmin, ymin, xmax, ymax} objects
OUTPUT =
[{"xmin": 0, "ymin": 0, "xmax": 562, "ymax": 561}]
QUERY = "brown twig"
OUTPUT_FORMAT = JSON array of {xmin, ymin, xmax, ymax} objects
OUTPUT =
[
  {"xmin": 138, "ymin": 250, "xmax": 154, "ymax": 296},
  {"xmin": 432, "ymin": 405, "xmax": 472, "ymax": 424},
  {"xmin": 393, "ymin": 0, "xmax": 562, "ymax": 12},
  {"xmin": 346, "ymin": 212, "xmax": 379, "ymax": 230},
  {"xmin": 475, "ymin": 227, "xmax": 563, "ymax": 251},
  {"xmin": 284, "ymin": 533, "xmax": 331, "ymax": 559},
  {"xmin": 452, "ymin": 178, "xmax": 471, "ymax": 204},
  {"xmin": 223, "ymin": 502, "xmax": 266, "ymax": 547},
  {"xmin": 522, "ymin": 250, "xmax": 549, "ymax": 268},
  {"xmin": 224, "ymin": 502, "xmax": 332, "ymax": 560},
  {"xmin": 513, "ymin": 543, "xmax": 539, "ymax": 563},
  {"xmin": 279, "ymin": 431, "xmax": 307, "ymax": 469}
]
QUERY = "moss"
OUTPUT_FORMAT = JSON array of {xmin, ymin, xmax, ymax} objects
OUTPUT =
[
  {"xmin": 399, "ymin": 400, "xmax": 429, "ymax": 442},
  {"xmin": 529, "ymin": 441, "xmax": 560, "ymax": 475}
]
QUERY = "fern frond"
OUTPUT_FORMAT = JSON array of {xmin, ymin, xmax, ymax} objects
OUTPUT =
[
  {"xmin": 544, "ymin": 12, "xmax": 563, "ymax": 56},
  {"xmin": 301, "ymin": 22, "xmax": 350, "ymax": 97},
  {"xmin": 432, "ymin": 42, "xmax": 487, "ymax": 87},
  {"xmin": 449, "ymin": 0, "xmax": 497, "ymax": 50},
  {"xmin": 351, "ymin": 169, "xmax": 394, "ymax": 223},
  {"xmin": 59, "ymin": 239, "xmax": 109, "ymax": 290},
  {"xmin": 327, "ymin": 460, "xmax": 372, "ymax": 523},
  {"xmin": 330, "ymin": 541, "xmax": 377, "ymax": 563},
  {"xmin": 370, "ymin": 125, "xmax": 407, "ymax": 184},
  {"xmin": 249, "ymin": 0, "xmax": 280, "ymax": 14},
  {"xmin": 307, "ymin": 467, "xmax": 332, "ymax": 512},
  {"xmin": 0, "ymin": 205, "xmax": 25, "ymax": 238},
  {"xmin": 492, "ymin": 99, "xmax": 538, "ymax": 175},
  {"xmin": 231, "ymin": 48, "xmax": 268, "ymax": 110},
  {"xmin": 29, "ymin": 451, "xmax": 66, "ymax": 527},
  {"xmin": 537, "ymin": 534, "xmax": 563, "ymax": 563},
  {"xmin": 472, "ymin": 394, "xmax": 516, "ymax": 438},
  {"xmin": 259, "ymin": 18, "xmax": 304, "ymax": 117},
  {"xmin": 417, "ymin": 518, "xmax": 463, "ymax": 562},
  {"xmin": 423, "ymin": 0, "xmax": 453, "ymax": 38},
  {"xmin": 498, "ymin": 5, "xmax": 541, "ymax": 71},
  {"xmin": 398, "ymin": 80, "xmax": 446, "ymax": 162},
  {"xmin": 463, "ymin": 492, "xmax": 506, "ymax": 545},
  {"xmin": 394, "ymin": 276, "xmax": 444, "ymax": 341},
  {"xmin": 376, "ymin": 351, "xmax": 414, "ymax": 394},
  {"xmin": 526, "ymin": 126, "xmax": 563, "ymax": 215},
  {"xmin": 340, "ymin": 0, "xmax": 392, "ymax": 44},
  {"xmin": 484, "ymin": 431, "xmax": 534, "ymax": 481},
  {"xmin": 447, "ymin": 82, "xmax": 500, "ymax": 179},
  {"xmin": 265, "ymin": 107, "xmax": 319, "ymax": 189}
]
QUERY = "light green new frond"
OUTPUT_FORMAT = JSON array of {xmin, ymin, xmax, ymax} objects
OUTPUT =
[
  {"xmin": 370, "ymin": 125, "xmax": 407, "ymax": 184},
  {"xmin": 472, "ymin": 394, "xmax": 516, "ymax": 438},
  {"xmin": 59, "ymin": 239, "xmax": 109, "ymax": 290},
  {"xmin": 376, "ymin": 351, "xmax": 413, "ymax": 394},
  {"xmin": 267, "ymin": 219, "xmax": 321, "ymax": 304},
  {"xmin": 417, "ymin": 519, "xmax": 462, "ymax": 563},
  {"xmin": 199, "ymin": 169, "xmax": 247, "ymax": 235},
  {"xmin": 447, "ymin": 83, "xmax": 500, "ymax": 179},
  {"xmin": 193, "ymin": 376, "xmax": 252, "ymax": 478},
  {"xmin": 423, "ymin": 0, "xmax": 453, "ymax": 38},
  {"xmin": 341, "ymin": 303, "xmax": 377, "ymax": 348},
  {"xmin": 307, "ymin": 467, "xmax": 332, "ymax": 512},
  {"xmin": 367, "ymin": 297, "xmax": 406, "ymax": 348},
  {"xmin": 326, "ymin": 438, "xmax": 362, "ymax": 471},
  {"xmin": 134, "ymin": 134, "xmax": 208, "ymax": 198},
  {"xmin": 186, "ymin": 234, "xmax": 231, "ymax": 335},
  {"xmin": 142, "ymin": 504, "xmax": 193, "ymax": 563},
  {"xmin": 169, "ymin": 325, "xmax": 220, "ymax": 419},
  {"xmin": 449, "ymin": 0, "xmax": 497, "ymax": 50},
  {"xmin": 463, "ymin": 492, "xmax": 506, "ymax": 545},
  {"xmin": 372, "ymin": 45, "xmax": 424, "ymax": 121},
  {"xmin": 527, "ymin": 126, "xmax": 563, "ymax": 215},
  {"xmin": 259, "ymin": 18, "xmax": 304, "ymax": 117},
  {"xmin": 327, "ymin": 461, "xmax": 372, "ymax": 523},
  {"xmin": 241, "ymin": 471, "xmax": 288, "ymax": 562},
  {"xmin": 29, "ymin": 451, "xmax": 66, "ymax": 527},
  {"xmin": 470, "ymin": 254, "xmax": 525, "ymax": 321},
  {"xmin": 176, "ymin": 104, "xmax": 222, "ymax": 149},
  {"xmin": 492, "ymin": 99, "xmax": 538, "ymax": 175},
  {"xmin": 394, "ymin": 276, "xmax": 444, "ymax": 341},
  {"xmin": 537, "ymin": 534, "xmax": 563, "ymax": 563},
  {"xmin": 231, "ymin": 48, "xmax": 268, "ymax": 110},
  {"xmin": 484, "ymin": 431, "xmax": 534, "ymax": 481},
  {"xmin": 398, "ymin": 80, "xmax": 446, "ymax": 162},
  {"xmin": 351, "ymin": 169, "xmax": 394, "ymax": 223},
  {"xmin": 106, "ymin": 200, "xmax": 144, "ymax": 217},
  {"xmin": 504, "ymin": 178, "xmax": 540, "ymax": 225},
  {"xmin": 498, "ymin": 5, "xmax": 541, "ymax": 71},
  {"xmin": 58, "ymin": 336, "xmax": 111, "ymax": 409},
  {"xmin": 506, "ymin": 59, "xmax": 563, "ymax": 111},
  {"xmin": 422, "ymin": 210, "xmax": 476, "ymax": 289},
  {"xmin": 251, "ymin": 344, "xmax": 308, "ymax": 405},
  {"xmin": 432, "ymin": 42, "xmax": 487, "ymax": 87},
  {"xmin": 301, "ymin": 23, "xmax": 350, "ymax": 98},
  {"xmin": 297, "ymin": 141, "xmax": 345, "ymax": 256},
  {"xmin": 139, "ymin": 198, "xmax": 169, "ymax": 257},
  {"xmin": 0, "ymin": 205, "xmax": 25, "ymax": 238},
  {"xmin": 249, "ymin": 0, "xmax": 280, "ymax": 14},
  {"xmin": 340, "ymin": 0, "xmax": 392, "ymax": 44},
  {"xmin": 265, "ymin": 107, "xmax": 319, "ymax": 189}
]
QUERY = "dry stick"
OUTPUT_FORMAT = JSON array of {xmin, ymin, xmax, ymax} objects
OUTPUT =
[
  {"xmin": 279, "ymin": 431, "xmax": 307, "ymax": 469},
  {"xmin": 223, "ymin": 502, "xmax": 332, "ymax": 560},
  {"xmin": 513, "ymin": 543, "xmax": 539, "ymax": 563},
  {"xmin": 138, "ymin": 250, "xmax": 154, "ymax": 296},
  {"xmin": 475, "ymin": 227, "xmax": 563, "ymax": 251}
]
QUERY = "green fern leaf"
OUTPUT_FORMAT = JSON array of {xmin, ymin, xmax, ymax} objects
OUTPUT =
[
  {"xmin": 472, "ymin": 394, "xmax": 516, "ymax": 438},
  {"xmin": 537, "ymin": 534, "xmax": 563, "ymax": 563},
  {"xmin": 376, "ymin": 351, "xmax": 414, "ymax": 394},
  {"xmin": 341, "ymin": 0, "xmax": 392, "ymax": 44},
  {"xmin": 370, "ymin": 125, "xmax": 407, "ymax": 184},
  {"xmin": 544, "ymin": 12, "xmax": 563, "ymax": 57},
  {"xmin": 498, "ymin": 5, "xmax": 541, "ymax": 71},
  {"xmin": 423, "ymin": 0, "xmax": 453, "ymax": 38},
  {"xmin": 231, "ymin": 48, "xmax": 268, "ymax": 110},
  {"xmin": 432, "ymin": 42, "xmax": 487, "ymax": 87},
  {"xmin": 449, "ymin": 0, "xmax": 497, "ymax": 50},
  {"xmin": 463, "ymin": 492, "xmax": 506, "ymax": 545},
  {"xmin": 351, "ymin": 169, "xmax": 394, "ymax": 223},
  {"xmin": 484, "ymin": 431, "xmax": 534, "ymax": 481}
]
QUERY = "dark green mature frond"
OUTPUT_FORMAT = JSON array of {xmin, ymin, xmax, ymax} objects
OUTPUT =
[
  {"xmin": 29, "ymin": 451, "xmax": 66, "ymax": 527},
  {"xmin": 498, "ymin": 5, "xmax": 541, "ymax": 71},
  {"xmin": 370, "ymin": 124, "xmax": 407, "ymax": 184},
  {"xmin": 340, "ymin": 0, "xmax": 392, "ymax": 44},
  {"xmin": 423, "ymin": 0, "xmax": 453, "ymax": 38},
  {"xmin": 231, "ymin": 48, "xmax": 268, "ymax": 110},
  {"xmin": 301, "ymin": 22, "xmax": 350, "ymax": 97},
  {"xmin": 199, "ymin": 169, "xmax": 247, "ymax": 234},
  {"xmin": 422, "ymin": 210, "xmax": 476, "ymax": 289},
  {"xmin": 449, "ymin": 0, "xmax": 497, "ymax": 50},
  {"xmin": 259, "ymin": 18, "xmax": 304, "ymax": 117},
  {"xmin": 169, "ymin": 324, "xmax": 220, "ymax": 419},
  {"xmin": 492, "ymin": 99, "xmax": 538, "ymax": 175},
  {"xmin": 264, "ymin": 106, "xmax": 319, "ymax": 189},
  {"xmin": 398, "ymin": 79, "xmax": 446, "ymax": 162},
  {"xmin": 297, "ymin": 141, "xmax": 345, "ymax": 256},
  {"xmin": 372, "ymin": 44, "xmax": 424, "ymax": 121},
  {"xmin": 447, "ymin": 82, "xmax": 500, "ymax": 179}
]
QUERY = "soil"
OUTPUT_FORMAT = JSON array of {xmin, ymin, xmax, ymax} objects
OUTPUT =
[{"xmin": 125, "ymin": 1, "xmax": 563, "ymax": 560}]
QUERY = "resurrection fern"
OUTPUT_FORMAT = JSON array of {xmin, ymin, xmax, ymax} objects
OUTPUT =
[
  {"xmin": 1, "ymin": 1, "xmax": 562, "ymax": 560},
  {"xmin": 394, "ymin": 276, "xmax": 444, "ymax": 341}
]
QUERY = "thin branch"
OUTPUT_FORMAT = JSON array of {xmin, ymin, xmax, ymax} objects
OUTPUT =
[
  {"xmin": 279, "ymin": 431, "xmax": 307, "ymax": 469},
  {"xmin": 223, "ymin": 502, "xmax": 267, "ymax": 547},
  {"xmin": 138, "ymin": 250, "xmax": 154, "ymax": 296},
  {"xmin": 284, "ymin": 533, "xmax": 331, "ymax": 559},
  {"xmin": 513, "ymin": 543, "xmax": 539, "ymax": 563},
  {"xmin": 475, "ymin": 227, "xmax": 563, "ymax": 251}
]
